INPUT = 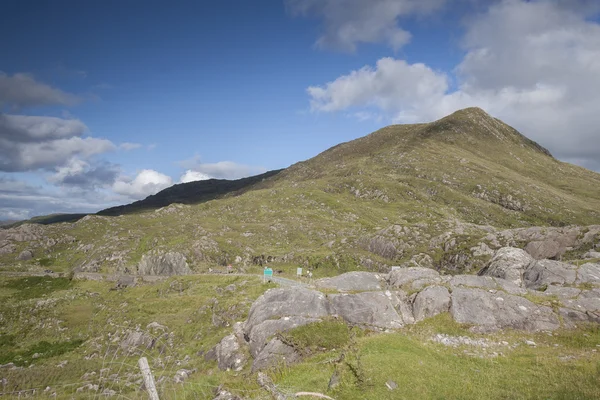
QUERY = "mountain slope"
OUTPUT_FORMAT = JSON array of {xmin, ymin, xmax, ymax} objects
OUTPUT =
[{"xmin": 2, "ymin": 107, "xmax": 599, "ymax": 275}]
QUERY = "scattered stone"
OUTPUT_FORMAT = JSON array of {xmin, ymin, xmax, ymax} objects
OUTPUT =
[{"xmin": 525, "ymin": 340, "xmax": 536, "ymax": 346}]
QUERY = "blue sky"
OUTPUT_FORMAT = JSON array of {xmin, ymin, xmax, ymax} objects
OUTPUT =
[{"xmin": 1, "ymin": 0, "xmax": 600, "ymax": 219}]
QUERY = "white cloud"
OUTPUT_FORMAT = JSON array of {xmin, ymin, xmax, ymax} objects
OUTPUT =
[
  {"xmin": 179, "ymin": 156, "xmax": 268, "ymax": 180},
  {"xmin": 286, "ymin": 0, "xmax": 446, "ymax": 51},
  {"xmin": 0, "ymin": 72, "xmax": 80, "ymax": 109},
  {"xmin": 0, "ymin": 114, "xmax": 115, "ymax": 172},
  {"xmin": 119, "ymin": 142, "xmax": 143, "ymax": 151},
  {"xmin": 180, "ymin": 170, "xmax": 212, "ymax": 183},
  {"xmin": 306, "ymin": 0, "xmax": 600, "ymax": 170},
  {"xmin": 112, "ymin": 169, "xmax": 173, "ymax": 200}
]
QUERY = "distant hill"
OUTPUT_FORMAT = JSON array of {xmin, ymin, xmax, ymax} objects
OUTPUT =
[{"xmin": 97, "ymin": 169, "xmax": 283, "ymax": 216}]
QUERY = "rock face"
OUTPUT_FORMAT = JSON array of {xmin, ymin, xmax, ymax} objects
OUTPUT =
[
  {"xmin": 479, "ymin": 247, "xmax": 532, "ymax": 286},
  {"xmin": 315, "ymin": 271, "xmax": 382, "ymax": 292},
  {"xmin": 450, "ymin": 288, "xmax": 560, "ymax": 332},
  {"xmin": 137, "ymin": 252, "xmax": 192, "ymax": 275}
]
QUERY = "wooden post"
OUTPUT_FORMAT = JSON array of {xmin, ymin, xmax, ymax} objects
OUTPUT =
[{"xmin": 138, "ymin": 357, "xmax": 160, "ymax": 400}]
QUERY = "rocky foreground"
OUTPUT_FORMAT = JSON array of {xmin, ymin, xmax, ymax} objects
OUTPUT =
[{"xmin": 212, "ymin": 247, "xmax": 600, "ymax": 372}]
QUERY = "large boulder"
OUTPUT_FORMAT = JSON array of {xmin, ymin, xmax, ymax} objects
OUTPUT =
[
  {"xmin": 137, "ymin": 252, "xmax": 192, "ymax": 276},
  {"xmin": 315, "ymin": 271, "xmax": 382, "ymax": 292},
  {"xmin": 523, "ymin": 260, "xmax": 577, "ymax": 290},
  {"xmin": 479, "ymin": 247, "xmax": 533, "ymax": 286},
  {"xmin": 243, "ymin": 288, "xmax": 329, "ymax": 358},
  {"xmin": 450, "ymin": 288, "xmax": 560, "ymax": 332},
  {"xmin": 412, "ymin": 286, "xmax": 451, "ymax": 322},
  {"xmin": 524, "ymin": 240, "xmax": 565, "ymax": 260},
  {"xmin": 329, "ymin": 291, "xmax": 409, "ymax": 329}
]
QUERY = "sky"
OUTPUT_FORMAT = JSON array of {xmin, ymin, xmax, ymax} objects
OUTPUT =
[{"xmin": 1, "ymin": 0, "xmax": 599, "ymax": 220}]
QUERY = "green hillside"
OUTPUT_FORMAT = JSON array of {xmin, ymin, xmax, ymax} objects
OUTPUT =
[{"xmin": 2, "ymin": 108, "xmax": 600, "ymax": 275}]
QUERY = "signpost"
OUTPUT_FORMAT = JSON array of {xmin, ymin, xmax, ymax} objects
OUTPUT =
[
  {"xmin": 297, "ymin": 267, "xmax": 303, "ymax": 277},
  {"xmin": 263, "ymin": 268, "xmax": 273, "ymax": 283}
]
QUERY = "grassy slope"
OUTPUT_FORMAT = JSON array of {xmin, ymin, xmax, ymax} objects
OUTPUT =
[
  {"xmin": 2, "ymin": 108, "xmax": 600, "ymax": 275},
  {"xmin": 1, "ymin": 277, "xmax": 599, "ymax": 399}
]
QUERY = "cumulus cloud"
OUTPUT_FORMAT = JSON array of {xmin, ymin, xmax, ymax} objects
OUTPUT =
[
  {"xmin": 112, "ymin": 169, "xmax": 173, "ymax": 200},
  {"xmin": 179, "ymin": 156, "xmax": 268, "ymax": 180},
  {"xmin": 0, "ymin": 113, "xmax": 115, "ymax": 172},
  {"xmin": 306, "ymin": 0, "xmax": 600, "ymax": 170},
  {"xmin": 49, "ymin": 158, "xmax": 119, "ymax": 188},
  {"xmin": 180, "ymin": 170, "xmax": 212, "ymax": 183},
  {"xmin": 0, "ymin": 72, "xmax": 80, "ymax": 109},
  {"xmin": 286, "ymin": 0, "xmax": 446, "ymax": 51}
]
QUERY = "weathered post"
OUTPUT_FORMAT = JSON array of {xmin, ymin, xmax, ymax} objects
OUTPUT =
[{"xmin": 138, "ymin": 357, "xmax": 160, "ymax": 400}]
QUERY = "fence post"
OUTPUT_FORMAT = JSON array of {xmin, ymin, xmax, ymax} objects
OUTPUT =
[{"xmin": 138, "ymin": 357, "xmax": 160, "ymax": 400}]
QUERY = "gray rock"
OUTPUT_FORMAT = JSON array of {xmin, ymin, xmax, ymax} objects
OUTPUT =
[
  {"xmin": 212, "ymin": 389, "xmax": 242, "ymax": 400},
  {"xmin": 523, "ymin": 260, "xmax": 577, "ymax": 290},
  {"xmin": 138, "ymin": 252, "xmax": 192, "ymax": 276},
  {"xmin": 525, "ymin": 239, "xmax": 565, "ymax": 260},
  {"xmin": 252, "ymin": 338, "xmax": 301, "ymax": 371},
  {"xmin": 244, "ymin": 288, "xmax": 329, "ymax": 333},
  {"xmin": 120, "ymin": 331, "xmax": 155, "ymax": 352},
  {"xmin": 413, "ymin": 286, "xmax": 451, "ymax": 322},
  {"xmin": 450, "ymin": 288, "xmax": 560, "ymax": 332},
  {"xmin": 583, "ymin": 251, "xmax": 600, "ymax": 259},
  {"xmin": 329, "ymin": 291, "xmax": 406, "ymax": 329},
  {"xmin": 480, "ymin": 247, "xmax": 533, "ymax": 286},
  {"xmin": 16, "ymin": 250, "xmax": 33, "ymax": 261},
  {"xmin": 542, "ymin": 286, "xmax": 581, "ymax": 299},
  {"xmin": 115, "ymin": 275, "xmax": 136, "ymax": 289},
  {"xmin": 247, "ymin": 316, "xmax": 320, "ymax": 358},
  {"xmin": 315, "ymin": 271, "xmax": 382, "ymax": 292},
  {"xmin": 0, "ymin": 242, "xmax": 16, "ymax": 255},
  {"xmin": 576, "ymin": 263, "xmax": 600, "ymax": 285},
  {"xmin": 450, "ymin": 275, "xmax": 497, "ymax": 290},
  {"xmin": 388, "ymin": 267, "xmax": 441, "ymax": 288},
  {"xmin": 215, "ymin": 335, "xmax": 247, "ymax": 371}
]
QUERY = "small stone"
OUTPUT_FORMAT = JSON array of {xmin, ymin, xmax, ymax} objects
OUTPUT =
[
  {"xmin": 386, "ymin": 380, "xmax": 398, "ymax": 390},
  {"xmin": 525, "ymin": 340, "xmax": 536, "ymax": 347}
]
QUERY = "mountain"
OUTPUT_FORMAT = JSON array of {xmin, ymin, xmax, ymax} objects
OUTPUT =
[{"xmin": 2, "ymin": 107, "xmax": 599, "ymax": 275}]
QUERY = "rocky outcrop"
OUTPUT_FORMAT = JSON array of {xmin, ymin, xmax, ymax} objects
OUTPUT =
[
  {"xmin": 413, "ymin": 286, "xmax": 451, "ymax": 322},
  {"xmin": 450, "ymin": 288, "xmax": 560, "ymax": 333},
  {"xmin": 215, "ymin": 334, "xmax": 247, "ymax": 371},
  {"xmin": 315, "ymin": 271, "xmax": 382, "ymax": 292},
  {"xmin": 137, "ymin": 251, "xmax": 192, "ymax": 276},
  {"xmin": 479, "ymin": 247, "xmax": 532, "ymax": 286},
  {"xmin": 387, "ymin": 267, "xmax": 442, "ymax": 289},
  {"xmin": 16, "ymin": 250, "xmax": 33, "ymax": 261},
  {"xmin": 215, "ymin": 252, "xmax": 600, "ymax": 371},
  {"xmin": 522, "ymin": 260, "xmax": 577, "ymax": 290}
]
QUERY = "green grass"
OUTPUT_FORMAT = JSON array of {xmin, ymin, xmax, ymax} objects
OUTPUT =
[
  {"xmin": 2, "ymin": 276, "xmax": 72, "ymax": 300},
  {"xmin": 273, "ymin": 316, "xmax": 600, "ymax": 400}
]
